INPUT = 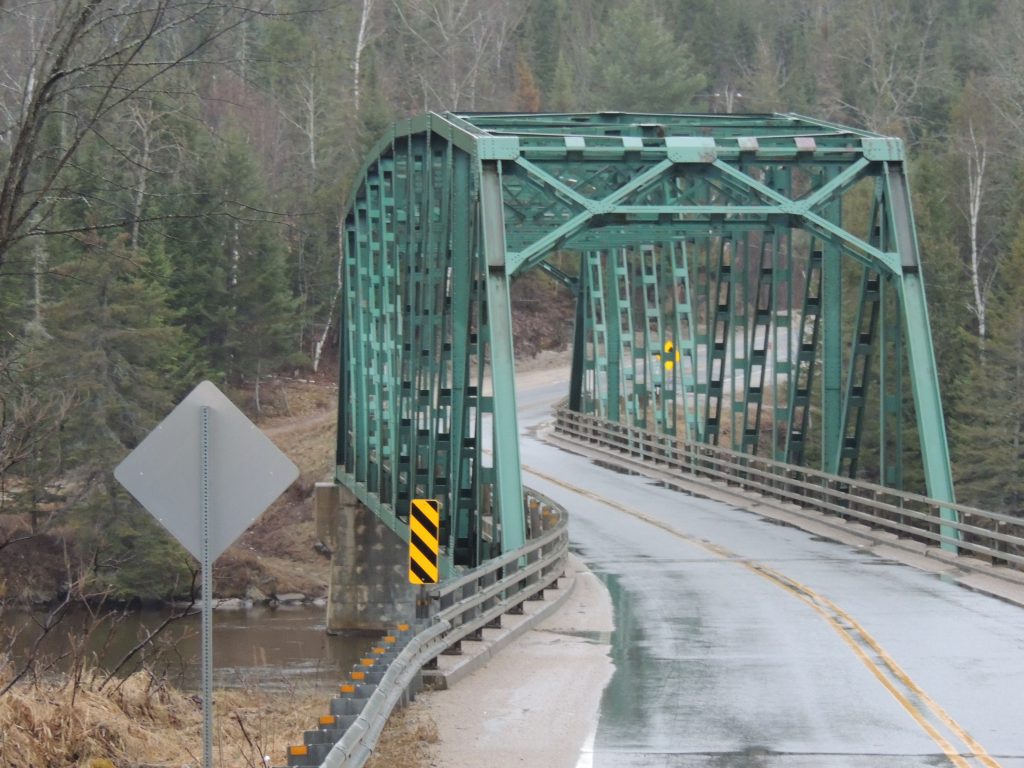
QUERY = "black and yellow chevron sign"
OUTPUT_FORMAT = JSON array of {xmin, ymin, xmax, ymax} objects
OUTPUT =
[{"xmin": 408, "ymin": 498, "xmax": 440, "ymax": 584}]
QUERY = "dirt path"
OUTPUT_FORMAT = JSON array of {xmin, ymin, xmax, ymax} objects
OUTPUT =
[{"xmin": 263, "ymin": 407, "xmax": 336, "ymax": 439}]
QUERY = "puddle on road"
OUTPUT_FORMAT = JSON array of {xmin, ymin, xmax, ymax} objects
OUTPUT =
[
  {"xmin": 580, "ymin": 566, "xmax": 710, "ymax": 761},
  {"xmin": 592, "ymin": 459, "xmax": 642, "ymax": 477}
]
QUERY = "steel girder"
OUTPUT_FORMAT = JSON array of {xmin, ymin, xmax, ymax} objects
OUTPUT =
[{"xmin": 337, "ymin": 112, "xmax": 958, "ymax": 568}]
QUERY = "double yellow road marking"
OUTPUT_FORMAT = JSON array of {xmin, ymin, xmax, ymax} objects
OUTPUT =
[{"xmin": 522, "ymin": 461, "xmax": 1001, "ymax": 768}]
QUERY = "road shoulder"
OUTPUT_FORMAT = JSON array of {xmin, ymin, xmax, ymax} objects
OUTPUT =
[{"xmin": 373, "ymin": 554, "xmax": 614, "ymax": 768}]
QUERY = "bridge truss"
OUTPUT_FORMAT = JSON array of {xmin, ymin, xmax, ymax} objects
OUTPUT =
[{"xmin": 336, "ymin": 112, "xmax": 956, "ymax": 571}]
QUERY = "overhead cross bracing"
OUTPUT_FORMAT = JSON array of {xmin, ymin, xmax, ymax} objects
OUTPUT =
[{"xmin": 335, "ymin": 111, "xmax": 957, "ymax": 573}]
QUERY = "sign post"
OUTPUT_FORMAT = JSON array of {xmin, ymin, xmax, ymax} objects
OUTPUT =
[
  {"xmin": 409, "ymin": 498, "xmax": 440, "ymax": 621},
  {"xmin": 199, "ymin": 405, "xmax": 214, "ymax": 768},
  {"xmin": 115, "ymin": 382, "xmax": 299, "ymax": 768}
]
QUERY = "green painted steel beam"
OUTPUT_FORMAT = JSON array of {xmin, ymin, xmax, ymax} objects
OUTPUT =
[{"xmin": 479, "ymin": 161, "xmax": 527, "ymax": 554}]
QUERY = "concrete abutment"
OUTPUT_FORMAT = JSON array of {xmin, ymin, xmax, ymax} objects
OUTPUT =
[{"xmin": 315, "ymin": 482, "xmax": 417, "ymax": 632}]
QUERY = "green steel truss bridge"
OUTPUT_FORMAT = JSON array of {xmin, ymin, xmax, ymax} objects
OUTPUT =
[{"xmin": 334, "ymin": 112, "xmax": 956, "ymax": 573}]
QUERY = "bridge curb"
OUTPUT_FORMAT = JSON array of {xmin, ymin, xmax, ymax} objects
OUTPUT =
[{"xmin": 423, "ymin": 560, "xmax": 578, "ymax": 690}]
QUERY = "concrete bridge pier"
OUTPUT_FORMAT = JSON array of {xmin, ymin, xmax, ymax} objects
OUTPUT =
[{"xmin": 315, "ymin": 482, "xmax": 417, "ymax": 632}]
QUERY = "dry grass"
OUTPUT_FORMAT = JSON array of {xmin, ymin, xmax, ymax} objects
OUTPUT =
[
  {"xmin": 0, "ymin": 671, "xmax": 326, "ymax": 767},
  {"xmin": 366, "ymin": 704, "xmax": 439, "ymax": 768}
]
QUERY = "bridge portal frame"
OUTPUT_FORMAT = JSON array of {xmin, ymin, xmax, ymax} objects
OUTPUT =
[{"xmin": 336, "ymin": 112, "xmax": 958, "ymax": 573}]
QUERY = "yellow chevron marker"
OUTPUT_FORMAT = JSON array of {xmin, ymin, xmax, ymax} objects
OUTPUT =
[
  {"xmin": 408, "ymin": 498, "xmax": 440, "ymax": 584},
  {"xmin": 662, "ymin": 340, "xmax": 680, "ymax": 372}
]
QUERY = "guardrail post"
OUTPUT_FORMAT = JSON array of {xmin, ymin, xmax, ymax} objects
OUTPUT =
[
  {"xmin": 482, "ymin": 568, "xmax": 502, "ymax": 629},
  {"xmin": 504, "ymin": 557, "xmax": 525, "ymax": 615},
  {"xmin": 525, "ymin": 543, "xmax": 544, "ymax": 601}
]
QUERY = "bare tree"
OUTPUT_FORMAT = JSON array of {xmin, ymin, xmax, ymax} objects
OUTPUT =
[
  {"xmin": 947, "ymin": 75, "xmax": 1016, "ymax": 346},
  {"xmin": 0, "ymin": 0, "xmax": 270, "ymax": 273},
  {"xmin": 833, "ymin": 0, "xmax": 942, "ymax": 138},
  {"xmin": 393, "ymin": 0, "xmax": 527, "ymax": 110}
]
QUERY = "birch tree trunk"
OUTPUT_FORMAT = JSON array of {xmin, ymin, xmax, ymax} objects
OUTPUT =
[
  {"xmin": 352, "ymin": 0, "xmax": 375, "ymax": 112},
  {"xmin": 965, "ymin": 120, "xmax": 988, "ymax": 341}
]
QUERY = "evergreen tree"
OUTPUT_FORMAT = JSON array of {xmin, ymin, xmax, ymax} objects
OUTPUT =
[
  {"xmin": 588, "ymin": 0, "xmax": 707, "ymax": 113},
  {"xmin": 166, "ymin": 130, "xmax": 300, "ymax": 391},
  {"xmin": 43, "ymin": 231, "xmax": 194, "ymax": 597},
  {"xmin": 548, "ymin": 51, "xmax": 579, "ymax": 112},
  {"xmin": 954, "ymin": 220, "xmax": 1024, "ymax": 515}
]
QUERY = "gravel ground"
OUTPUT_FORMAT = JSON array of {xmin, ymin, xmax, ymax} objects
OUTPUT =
[{"xmin": 409, "ymin": 555, "xmax": 614, "ymax": 768}]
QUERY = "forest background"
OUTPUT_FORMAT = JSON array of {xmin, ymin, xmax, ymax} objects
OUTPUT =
[{"xmin": 2, "ymin": 0, "xmax": 1024, "ymax": 603}]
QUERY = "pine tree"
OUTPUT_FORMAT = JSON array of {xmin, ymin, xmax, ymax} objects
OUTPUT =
[
  {"xmin": 954, "ymin": 222, "xmax": 1024, "ymax": 515},
  {"xmin": 588, "ymin": 0, "xmax": 707, "ymax": 113},
  {"xmin": 42, "ymin": 231, "xmax": 194, "ymax": 597},
  {"xmin": 548, "ymin": 51, "xmax": 579, "ymax": 112},
  {"xmin": 165, "ymin": 129, "xmax": 299, "ymax": 393}
]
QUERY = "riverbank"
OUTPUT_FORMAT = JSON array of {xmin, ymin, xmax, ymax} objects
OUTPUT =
[{"xmin": 0, "ymin": 670, "xmax": 327, "ymax": 767}]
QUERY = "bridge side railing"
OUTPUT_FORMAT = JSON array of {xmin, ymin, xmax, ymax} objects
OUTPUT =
[
  {"xmin": 292, "ymin": 487, "xmax": 569, "ymax": 768},
  {"xmin": 553, "ymin": 408, "xmax": 1024, "ymax": 573}
]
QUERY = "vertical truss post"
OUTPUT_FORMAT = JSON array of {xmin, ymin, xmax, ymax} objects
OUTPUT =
[
  {"xmin": 349, "ymin": 186, "xmax": 372, "ymax": 483},
  {"xmin": 705, "ymin": 237, "xmax": 733, "ymax": 445},
  {"xmin": 669, "ymin": 240, "xmax": 701, "ymax": 440},
  {"xmin": 821, "ymin": 169, "xmax": 843, "ymax": 474},
  {"xmin": 569, "ymin": 256, "xmax": 586, "ymax": 412},
  {"xmin": 768, "ymin": 168, "xmax": 794, "ymax": 462},
  {"xmin": 396, "ymin": 142, "xmax": 422, "ymax": 519},
  {"xmin": 447, "ymin": 149, "xmax": 474, "ymax": 563},
  {"xmin": 838, "ymin": 268, "xmax": 881, "ymax": 477},
  {"xmin": 729, "ymin": 234, "xmax": 749, "ymax": 451},
  {"xmin": 479, "ymin": 160, "xmax": 526, "ymax": 554},
  {"xmin": 590, "ymin": 251, "xmax": 611, "ymax": 418},
  {"xmin": 429, "ymin": 143, "xmax": 454, "ymax": 519},
  {"xmin": 771, "ymin": 226, "xmax": 794, "ymax": 462},
  {"xmin": 741, "ymin": 230, "xmax": 775, "ymax": 454},
  {"xmin": 786, "ymin": 244, "xmax": 823, "ymax": 466},
  {"xmin": 588, "ymin": 251, "xmax": 615, "ymax": 420},
  {"xmin": 885, "ymin": 163, "xmax": 958, "ymax": 548},
  {"xmin": 337, "ymin": 227, "xmax": 353, "ymax": 470},
  {"xmin": 640, "ymin": 245, "xmax": 668, "ymax": 431},
  {"xmin": 879, "ymin": 275, "xmax": 903, "ymax": 488},
  {"xmin": 375, "ymin": 159, "xmax": 396, "ymax": 503},
  {"xmin": 608, "ymin": 250, "xmax": 633, "ymax": 426},
  {"xmin": 473, "ymin": 241, "xmax": 491, "ymax": 564}
]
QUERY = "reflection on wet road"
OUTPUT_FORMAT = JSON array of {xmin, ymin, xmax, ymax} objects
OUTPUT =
[{"xmin": 518, "ymin": 432, "xmax": 1024, "ymax": 768}]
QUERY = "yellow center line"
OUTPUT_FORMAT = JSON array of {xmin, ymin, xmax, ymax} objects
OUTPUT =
[
  {"xmin": 815, "ymin": 592, "xmax": 1001, "ymax": 768},
  {"xmin": 522, "ymin": 462, "xmax": 1001, "ymax": 768}
]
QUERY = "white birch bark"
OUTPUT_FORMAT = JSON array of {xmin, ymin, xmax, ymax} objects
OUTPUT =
[
  {"xmin": 353, "ymin": 0, "xmax": 375, "ymax": 112},
  {"xmin": 965, "ymin": 119, "xmax": 989, "ymax": 340}
]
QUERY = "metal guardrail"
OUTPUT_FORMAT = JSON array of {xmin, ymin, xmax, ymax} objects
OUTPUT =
[
  {"xmin": 553, "ymin": 408, "xmax": 1024, "ymax": 573},
  {"xmin": 285, "ymin": 488, "xmax": 569, "ymax": 768}
]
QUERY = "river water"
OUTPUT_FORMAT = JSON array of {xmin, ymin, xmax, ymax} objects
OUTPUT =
[{"xmin": 6, "ymin": 603, "xmax": 372, "ymax": 692}]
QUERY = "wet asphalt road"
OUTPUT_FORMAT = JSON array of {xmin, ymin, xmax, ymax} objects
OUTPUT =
[{"xmin": 514, "ymin": 382, "xmax": 1024, "ymax": 768}]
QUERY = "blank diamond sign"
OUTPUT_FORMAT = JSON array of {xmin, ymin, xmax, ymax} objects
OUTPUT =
[
  {"xmin": 114, "ymin": 380, "xmax": 299, "ymax": 561},
  {"xmin": 114, "ymin": 380, "xmax": 299, "ymax": 768}
]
